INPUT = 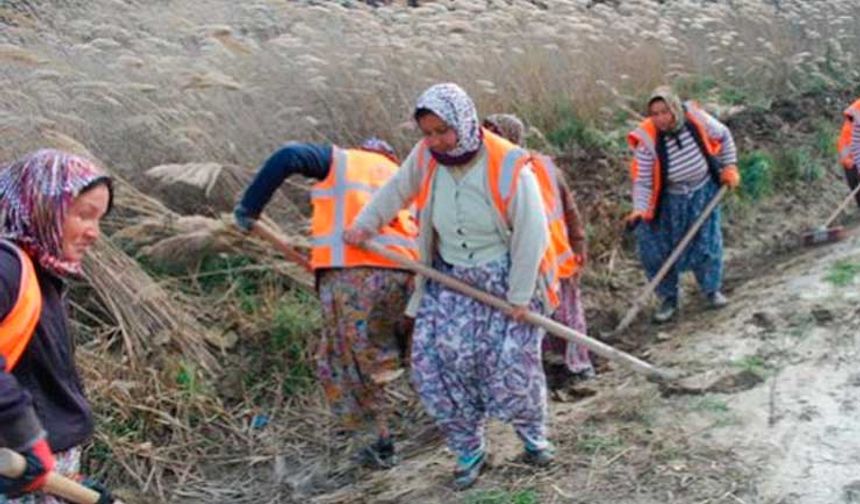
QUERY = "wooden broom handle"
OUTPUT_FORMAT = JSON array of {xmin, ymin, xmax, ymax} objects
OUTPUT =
[
  {"xmin": 613, "ymin": 185, "xmax": 728, "ymax": 335},
  {"xmin": 361, "ymin": 242, "xmax": 675, "ymax": 381},
  {"xmin": 824, "ymin": 181, "xmax": 860, "ymax": 229},
  {"xmin": 0, "ymin": 448, "xmax": 103, "ymax": 504}
]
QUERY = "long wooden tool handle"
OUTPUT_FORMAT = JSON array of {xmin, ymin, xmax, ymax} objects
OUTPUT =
[
  {"xmin": 250, "ymin": 219, "xmax": 312, "ymax": 272},
  {"xmin": 0, "ymin": 448, "xmax": 101, "ymax": 504},
  {"xmin": 363, "ymin": 242, "xmax": 675, "ymax": 381},
  {"xmin": 613, "ymin": 185, "xmax": 728, "ymax": 335},
  {"xmin": 824, "ymin": 181, "xmax": 860, "ymax": 229}
]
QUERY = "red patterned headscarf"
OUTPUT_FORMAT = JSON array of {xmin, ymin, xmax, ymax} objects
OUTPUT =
[{"xmin": 0, "ymin": 149, "xmax": 113, "ymax": 276}]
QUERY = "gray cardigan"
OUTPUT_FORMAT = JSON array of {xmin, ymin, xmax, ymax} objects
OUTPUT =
[{"xmin": 353, "ymin": 142, "xmax": 549, "ymax": 316}]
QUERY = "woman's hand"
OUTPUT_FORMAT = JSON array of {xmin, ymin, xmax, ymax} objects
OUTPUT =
[
  {"xmin": 343, "ymin": 227, "xmax": 373, "ymax": 246},
  {"xmin": 509, "ymin": 304, "xmax": 530, "ymax": 322},
  {"xmin": 720, "ymin": 165, "xmax": 741, "ymax": 189}
]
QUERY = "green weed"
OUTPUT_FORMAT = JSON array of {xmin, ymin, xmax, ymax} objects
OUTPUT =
[
  {"xmin": 738, "ymin": 150, "xmax": 775, "ymax": 200},
  {"xmin": 690, "ymin": 396, "xmax": 730, "ymax": 414},
  {"xmin": 775, "ymin": 147, "xmax": 823, "ymax": 184},
  {"xmin": 718, "ymin": 86, "xmax": 748, "ymax": 105},
  {"xmin": 176, "ymin": 360, "xmax": 204, "ymax": 396},
  {"xmin": 576, "ymin": 433, "xmax": 624, "ymax": 454},
  {"xmin": 812, "ymin": 119, "xmax": 839, "ymax": 158},
  {"xmin": 825, "ymin": 260, "xmax": 860, "ymax": 287},
  {"xmin": 464, "ymin": 489, "xmax": 538, "ymax": 504},
  {"xmin": 731, "ymin": 355, "xmax": 768, "ymax": 377},
  {"xmin": 546, "ymin": 105, "xmax": 612, "ymax": 152}
]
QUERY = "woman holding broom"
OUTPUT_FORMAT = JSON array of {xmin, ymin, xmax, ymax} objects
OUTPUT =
[
  {"xmin": 0, "ymin": 149, "xmax": 116, "ymax": 503},
  {"xmin": 344, "ymin": 83, "xmax": 559, "ymax": 489},
  {"xmin": 625, "ymin": 86, "xmax": 740, "ymax": 323}
]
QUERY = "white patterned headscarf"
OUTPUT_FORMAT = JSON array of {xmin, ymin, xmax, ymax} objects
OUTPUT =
[{"xmin": 415, "ymin": 83, "xmax": 482, "ymax": 157}]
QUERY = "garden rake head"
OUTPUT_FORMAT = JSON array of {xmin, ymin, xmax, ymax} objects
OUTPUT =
[
  {"xmin": 801, "ymin": 182, "xmax": 860, "ymax": 247},
  {"xmin": 801, "ymin": 225, "xmax": 847, "ymax": 247}
]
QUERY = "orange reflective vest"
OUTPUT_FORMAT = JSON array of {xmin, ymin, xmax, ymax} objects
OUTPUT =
[
  {"xmin": 0, "ymin": 240, "xmax": 42, "ymax": 372},
  {"xmin": 310, "ymin": 147, "xmax": 419, "ymax": 270},
  {"xmin": 628, "ymin": 101, "xmax": 723, "ymax": 221},
  {"xmin": 530, "ymin": 154, "xmax": 580, "ymax": 280},
  {"xmin": 414, "ymin": 129, "xmax": 561, "ymax": 308},
  {"xmin": 837, "ymin": 99, "xmax": 860, "ymax": 170}
]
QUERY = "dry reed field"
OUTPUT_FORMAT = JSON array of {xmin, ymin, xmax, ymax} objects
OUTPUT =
[{"xmin": 2, "ymin": 0, "xmax": 860, "ymax": 502}]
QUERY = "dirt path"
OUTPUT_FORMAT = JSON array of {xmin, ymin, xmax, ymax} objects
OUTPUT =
[
  {"xmin": 677, "ymin": 232, "xmax": 860, "ymax": 504},
  {"xmin": 290, "ymin": 228, "xmax": 860, "ymax": 504}
]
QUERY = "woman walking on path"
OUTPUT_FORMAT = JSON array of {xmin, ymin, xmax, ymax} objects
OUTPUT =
[{"xmin": 344, "ymin": 83, "xmax": 558, "ymax": 489}]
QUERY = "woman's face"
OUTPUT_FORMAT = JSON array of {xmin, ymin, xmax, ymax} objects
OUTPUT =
[
  {"xmin": 648, "ymin": 99, "xmax": 677, "ymax": 132},
  {"xmin": 418, "ymin": 112, "xmax": 458, "ymax": 153},
  {"xmin": 61, "ymin": 184, "xmax": 110, "ymax": 263}
]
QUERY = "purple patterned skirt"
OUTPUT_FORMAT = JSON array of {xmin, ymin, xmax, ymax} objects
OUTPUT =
[
  {"xmin": 410, "ymin": 255, "xmax": 550, "ymax": 458},
  {"xmin": 544, "ymin": 277, "xmax": 594, "ymax": 375}
]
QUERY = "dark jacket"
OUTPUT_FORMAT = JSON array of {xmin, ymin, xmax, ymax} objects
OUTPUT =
[
  {"xmin": 0, "ymin": 244, "xmax": 94, "ymax": 452},
  {"xmin": 233, "ymin": 142, "xmax": 332, "ymax": 231}
]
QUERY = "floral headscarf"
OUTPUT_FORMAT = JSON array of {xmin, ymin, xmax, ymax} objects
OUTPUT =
[
  {"xmin": 0, "ymin": 149, "xmax": 113, "ymax": 276},
  {"xmin": 483, "ymin": 113, "xmax": 526, "ymax": 147},
  {"xmin": 358, "ymin": 137, "xmax": 399, "ymax": 164},
  {"xmin": 415, "ymin": 83, "xmax": 482, "ymax": 163}
]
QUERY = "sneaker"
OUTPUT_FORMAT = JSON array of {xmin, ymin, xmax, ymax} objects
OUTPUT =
[
  {"xmin": 652, "ymin": 299, "xmax": 678, "ymax": 324},
  {"xmin": 355, "ymin": 437, "xmax": 398, "ymax": 470},
  {"xmin": 707, "ymin": 291, "xmax": 728, "ymax": 309},
  {"xmin": 452, "ymin": 451, "xmax": 488, "ymax": 490},
  {"xmin": 522, "ymin": 443, "xmax": 555, "ymax": 467}
]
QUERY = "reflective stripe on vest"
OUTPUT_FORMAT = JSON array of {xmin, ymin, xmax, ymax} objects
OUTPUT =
[
  {"xmin": 414, "ymin": 130, "xmax": 561, "ymax": 308},
  {"xmin": 310, "ymin": 147, "xmax": 418, "ymax": 270},
  {"xmin": 0, "ymin": 240, "xmax": 42, "ymax": 372},
  {"xmin": 837, "ymin": 99, "xmax": 860, "ymax": 170},
  {"xmin": 531, "ymin": 154, "xmax": 579, "ymax": 279},
  {"xmin": 627, "ymin": 101, "xmax": 722, "ymax": 220}
]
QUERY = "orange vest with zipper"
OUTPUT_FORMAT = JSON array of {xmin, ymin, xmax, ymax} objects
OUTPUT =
[
  {"xmin": 530, "ymin": 154, "xmax": 580, "ymax": 280},
  {"xmin": 310, "ymin": 147, "xmax": 418, "ymax": 270},
  {"xmin": 0, "ymin": 240, "xmax": 42, "ymax": 372},
  {"xmin": 413, "ymin": 129, "xmax": 561, "ymax": 308},
  {"xmin": 837, "ymin": 99, "xmax": 860, "ymax": 170},
  {"xmin": 627, "ymin": 102, "xmax": 723, "ymax": 221}
]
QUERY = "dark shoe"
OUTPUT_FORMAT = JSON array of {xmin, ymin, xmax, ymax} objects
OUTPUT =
[
  {"xmin": 707, "ymin": 291, "xmax": 728, "ymax": 309},
  {"xmin": 452, "ymin": 451, "xmax": 488, "ymax": 490},
  {"xmin": 652, "ymin": 299, "xmax": 678, "ymax": 324},
  {"xmin": 522, "ymin": 443, "xmax": 555, "ymax": 467},
  {"xmin": 355, "ymin": 437, "xmax": 398, "ymax": 470}
]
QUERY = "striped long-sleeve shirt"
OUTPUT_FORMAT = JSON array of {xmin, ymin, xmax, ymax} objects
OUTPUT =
[{"xmin": 632, "ymin": 110, "xmax": 737, "ymax": 212}]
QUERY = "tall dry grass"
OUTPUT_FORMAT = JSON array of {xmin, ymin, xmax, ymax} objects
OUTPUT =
[{"xmin": 2, "ymin": 0, "xmax": 858, "ymax": 177}]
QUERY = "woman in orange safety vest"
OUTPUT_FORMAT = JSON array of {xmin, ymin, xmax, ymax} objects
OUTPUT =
[
  {"xmin": 234, "ymin": 138, "xmax": 418, "ymax": 469},
  {"xmin": 344, "ymin": 83, "xmax": 556, "ymax": 490},
  {"xmin": 482, "ymin": 113, "xmax": 595, "ymax": 386}
]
